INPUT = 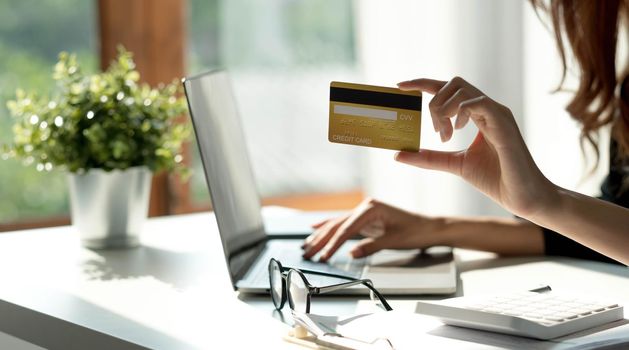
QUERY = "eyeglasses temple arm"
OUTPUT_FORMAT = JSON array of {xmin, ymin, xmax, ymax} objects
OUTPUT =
[
  {"xmin": 316, "ymin": 280, "xmax": 393, "ymax": 311},
  {"xmin": 363, "ymin": 282, "xmax": 393, "ymax": 311},
  {"xmin": 316, "ymin": 279, "xmax": 366, "ymax": 293},
  {"xmin": 294, "ymin": 268, "xmax": 358, "ymax": 281}
]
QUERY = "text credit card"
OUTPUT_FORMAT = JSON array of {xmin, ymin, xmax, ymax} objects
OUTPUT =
[{"xmin": 329, "ymin": 81, "xmax": 422, "ymax": 152}]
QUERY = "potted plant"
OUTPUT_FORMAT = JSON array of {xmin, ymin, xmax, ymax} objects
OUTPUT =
[{"xmin": 2, "ymin": 47, "xmax": 190, "ymax": 249}]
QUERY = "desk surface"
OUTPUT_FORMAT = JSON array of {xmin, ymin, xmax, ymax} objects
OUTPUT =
[{"xmin": 0, "ymin": 210, "xmax": 628, "ymax": 349}]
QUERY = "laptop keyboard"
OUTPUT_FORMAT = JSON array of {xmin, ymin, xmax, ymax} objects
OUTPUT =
[{"xmin": 247, "ymin": 240, "xmax": 367, "ymax": 288}]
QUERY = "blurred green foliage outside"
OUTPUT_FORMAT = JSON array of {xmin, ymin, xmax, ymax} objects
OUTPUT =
[
  {"xmin": 0, "ymin": 0, "xmax": 356, "ymax": 223},
  {"xmin": 0, "ymin": 0, "xmax": 96, "ymax": 223}
]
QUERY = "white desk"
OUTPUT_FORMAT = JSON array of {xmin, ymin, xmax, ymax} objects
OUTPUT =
[{"xmin": 0, "ymin": 211, "xmax": 628, "ymax": 349}]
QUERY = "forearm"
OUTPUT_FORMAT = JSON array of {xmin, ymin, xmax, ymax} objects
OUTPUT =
[
  {"xmin": 530, "ymin": 186, "xmax": 629, "ymax": 265},
  {"xmin": 439, "ymin": 217, "xmax": 544, "ymax": 256}
]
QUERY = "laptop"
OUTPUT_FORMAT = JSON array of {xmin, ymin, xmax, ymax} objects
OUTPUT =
[{"xmin": 182, "ymin": 70, "xmax": 457, "ymax": 295}]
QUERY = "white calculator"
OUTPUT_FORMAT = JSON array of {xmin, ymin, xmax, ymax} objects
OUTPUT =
[{"xmin": 416, "ymin": 290, "xmax": 624, "ymax": 340}]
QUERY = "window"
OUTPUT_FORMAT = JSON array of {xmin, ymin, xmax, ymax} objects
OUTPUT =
[
  {"xmin": 0, "ymin": 0, "xmax": 97, "ymax": 225},
  {"xmin": 187, "ymin": 0, "xmax": 363, "ymax": 207},
  {"xmin": 1, "ymin": 0, "xmax": 363, "ymax": 230}
]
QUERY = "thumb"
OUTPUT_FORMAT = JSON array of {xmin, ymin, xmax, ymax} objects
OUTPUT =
[
  {"xmin": 394, "ymin": 149, "xmax": 464, "ymax": 176},
  {"xmin": 350, "ymin": 237, "xmax": 388, "ymax": 258}
]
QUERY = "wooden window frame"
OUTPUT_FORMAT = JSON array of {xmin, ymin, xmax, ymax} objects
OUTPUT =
[
  {"xmin": 99, "ymin": 0, "xmax": 188, "ymax": 216},
  {"xmin": 0, "ymin": 0, "xmax": 364, "ymax": 232}
]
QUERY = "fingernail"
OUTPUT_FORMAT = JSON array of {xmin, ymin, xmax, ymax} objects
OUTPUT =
[
  {"xmin": 319, "ymin": 251, "xmax": 329, "ymax": 262},
  {"xmin": 440, "ymin": 130, "xmax": 446, "ymax": 142},
  {"xmin": 393, "ymin": 152, "xmax": 400, "ymax": 161}
]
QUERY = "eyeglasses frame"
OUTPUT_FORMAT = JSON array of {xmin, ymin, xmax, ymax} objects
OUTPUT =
[{"xmin": 268, "ymin": 258, "xmax": 393, "ymax": 313}]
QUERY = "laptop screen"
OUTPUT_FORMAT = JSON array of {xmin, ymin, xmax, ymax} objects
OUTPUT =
[{"xmin": 183, "ymin": 71, "xmax": 266, "ymax": 282}]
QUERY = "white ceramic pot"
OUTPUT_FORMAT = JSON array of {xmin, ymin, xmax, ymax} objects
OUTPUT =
[{"xmin": 68, "ymin": 166, "xmax": 152, "ymax": 249}]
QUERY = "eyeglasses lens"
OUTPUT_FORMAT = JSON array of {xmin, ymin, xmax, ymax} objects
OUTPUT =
[
  {"xmin": 288, "ymin": 270, "xmax": 309, "ymax": 313},
  {"xmin": 269, "ymin": 260, "xmax": 283, "ymax": 309}
]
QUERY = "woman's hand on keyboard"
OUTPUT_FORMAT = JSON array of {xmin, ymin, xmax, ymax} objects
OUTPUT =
[
  {"xmin": 301, "ymin": 198, "xmax": 449, "ymax": 262},
  {"xmin": 301, "ymin": 197, "xmax": 545, "ymax": 261}
]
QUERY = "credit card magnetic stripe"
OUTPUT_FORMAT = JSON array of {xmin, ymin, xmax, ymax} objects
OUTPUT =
[{"xmin": 329, "ymin": 86, "xmax": 422, "ymax": 110}]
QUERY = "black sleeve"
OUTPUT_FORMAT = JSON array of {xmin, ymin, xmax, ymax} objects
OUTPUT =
[{"xmin": 542, "ymin": 228, "xmax": 622, "ymax": 265}]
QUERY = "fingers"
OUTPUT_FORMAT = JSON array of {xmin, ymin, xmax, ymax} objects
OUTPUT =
[
  {"xmin": 439, "ymin": 88, "xmax": 474, "ymax": 130},
  {"xmin": 458, "ymin": 96, "xmax": 493, "ymax": 127},
  {"xmin": 458, "ymin": 96, "xmax": 499, "ymax": 138},
  {"xmin": 438, "ymin": 119, "xmax": 454, "ymax": 142},
  {"xmin": 359, "ymin": 219, "xmax": 385, "ymax": 238},
  {"xmin": 394, "ymin": 149, "xmax": 464, "ymax": 176},
  {"xmin": 302, "ymin": 216, "xmax": 348, "ymax": 260},
  {"xmin": 434, "ymin": 87, "xmax": 474, "ymax": 140},
  {"xmin": 305, "ymin": 214, "xmax": 349, "ymax": 245},
  {"xmin": 350, "ymin": 237, "xmax": 388, "ymax": 258},
  {"xmin": 401, "ymin": 76, "xmax": 484, "ymax": 142},
  {"xmin": 428, "ymin": 77, "xmax": 477, "ymax": 142},
  {"xmin": 459, "ymin": 96, "xmax": 521, "ymax": 152},
  {"xmin": 397, "ymin": 78, "xmax": 446, "ymax": 94},
  {"xmin": 397, "ymin": 78, "xmax": 449, "ymax": 136},
  {"xmin": 454, "ymin": 109, "xmax": 470, "ymax": 130},
  {"xmin": 311, "ymin": 218, "xmax": 331, "ymax": 229},
  {"xmin": 428, "ymin": 77, "xmax": 462, "ymax": 108},
  {"xmin": 318, "ymin": 202, "xmax": 382, "ymax": 262}
]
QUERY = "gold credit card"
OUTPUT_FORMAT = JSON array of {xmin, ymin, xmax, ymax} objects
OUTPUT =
[{"xmin": 328, "ymin": 81, "xmax": 422, "ymax": 152}]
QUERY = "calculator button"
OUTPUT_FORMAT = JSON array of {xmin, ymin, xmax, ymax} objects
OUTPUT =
[{"xmin": 556, "ymin": 312, "xmax": 576, "ymax": 319}]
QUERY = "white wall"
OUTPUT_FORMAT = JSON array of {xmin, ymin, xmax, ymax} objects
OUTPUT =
[
  {"xmin": 522, "ymin": 6, "xmax": 609, "ymax": 196},
  {"xmin": 355, "ymin": 0, "xmax": 609, "ymax": 218},
  {"xmin": 356, "ymin": 0, "xmax": 522, "ymax": 217}
]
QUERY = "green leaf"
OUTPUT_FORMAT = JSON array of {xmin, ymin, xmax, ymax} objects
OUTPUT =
[{"xmin": 1, "ymin": 46, "xmax": 190, "ymax": 177}]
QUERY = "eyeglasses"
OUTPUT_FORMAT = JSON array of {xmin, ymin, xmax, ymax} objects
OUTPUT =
[{"xmin": 268, "ymin": 258, "xmax": 393, "ymax": 313}]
